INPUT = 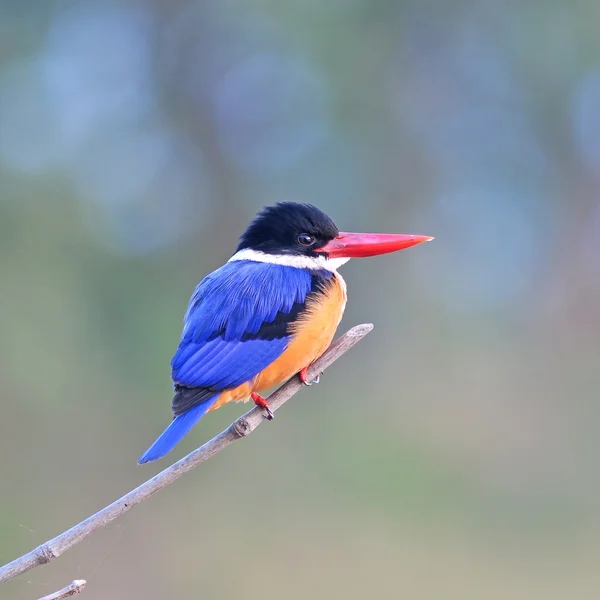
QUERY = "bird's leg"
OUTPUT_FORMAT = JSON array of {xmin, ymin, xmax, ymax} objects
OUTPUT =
[
  {"xmin": 251, "ymin": 392, "xmax": 274, "ymax": 420},
  {"xmin": 299, "ymin": 366, "xmax": 320, "ymax": 387}
]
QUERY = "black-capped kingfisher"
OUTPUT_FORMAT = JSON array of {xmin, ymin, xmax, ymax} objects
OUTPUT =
[{"xmin": 138, "ymin": 202, "xmax": 432, "ymax": 463}]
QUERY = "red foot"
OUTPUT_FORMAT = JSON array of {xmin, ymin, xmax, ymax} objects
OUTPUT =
[
  {"xmin": 251, "ymin": 392, "xmax": 274, "ymax": 420},
  {"xmin": 299, "ymin": 366, "xmax": 320, "ymax": 387}
]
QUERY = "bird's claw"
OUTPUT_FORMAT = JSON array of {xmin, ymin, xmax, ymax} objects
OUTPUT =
[
  {"xmin": 303, "ymin": 374, "xmax": 320, "ymax": 386},
  {"xmin": 251, "ymin": 392, "xmax": 274, "ymax": 420},
  {"xmin": 299, "ymin": 367, "xmax": 320, "ymax": 386}
]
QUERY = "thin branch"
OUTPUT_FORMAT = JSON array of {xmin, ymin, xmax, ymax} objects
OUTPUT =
[
  {"xmin": 36, "ymin": 580, "xmax": 86, "ymax": 600},
  {"xmin": 0, "ymin": 323, "xmax": 373, "ymax": 585}
]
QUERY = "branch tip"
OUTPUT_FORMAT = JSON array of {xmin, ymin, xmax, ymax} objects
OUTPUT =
[
  {"xmin": 348, "ymin": 323, "xmax": 374, "ymax": 336},
  {"xmin": 36, "ymin": 579, "xmax": 86, "ymax": 600}
]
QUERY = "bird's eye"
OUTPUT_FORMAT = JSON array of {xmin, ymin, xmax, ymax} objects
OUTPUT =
[{"xmin": 297, "ymin": 233, "xmax": 316, "ymax": 246}]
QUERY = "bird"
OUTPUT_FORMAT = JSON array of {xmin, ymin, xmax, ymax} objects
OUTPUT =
[{"xmin": 138, "ymin": 202, "xmax": 432, "ymax": 464}]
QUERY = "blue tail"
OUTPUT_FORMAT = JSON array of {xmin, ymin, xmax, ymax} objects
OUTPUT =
[{"xmin": 138, "ymin": 397, "xmax": 217, "ymax": 464}]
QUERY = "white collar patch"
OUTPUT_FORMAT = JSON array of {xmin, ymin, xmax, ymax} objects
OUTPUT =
[{"xmin": 228, "ymin": 248, "xmax": 349, "ymax": 272}]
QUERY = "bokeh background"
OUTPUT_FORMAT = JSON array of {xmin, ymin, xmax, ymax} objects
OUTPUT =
[{"xmin": 2, "ymin": 1, "xmax": 600, "ymax": 599}]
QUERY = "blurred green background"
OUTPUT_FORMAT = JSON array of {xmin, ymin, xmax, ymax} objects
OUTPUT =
[{"xmin": 2, "ymin": 1, "xmax": 600, "ymax": 599}]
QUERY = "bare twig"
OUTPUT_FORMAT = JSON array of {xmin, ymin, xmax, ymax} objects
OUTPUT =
[
  {"xmin": 36, "ymin": 579, "xmax": 86, "ymax": 600},
  {"xmin": 0, "ymin": 324, "xmax": 373, "ymax": 585}
]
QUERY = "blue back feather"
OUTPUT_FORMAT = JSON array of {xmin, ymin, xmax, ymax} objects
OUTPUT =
[
  {"xmin": 181, "ymin": 261, "xmax": 312, "ymax": 343},
  {"xmin": 172, "ymin": 261, "xmax": 314, "ymax": 389}
]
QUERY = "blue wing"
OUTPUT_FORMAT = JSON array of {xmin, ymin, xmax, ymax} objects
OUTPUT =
[{"xmin": 170, "ymin": 260, "xmax": 322, "ymax": 414}]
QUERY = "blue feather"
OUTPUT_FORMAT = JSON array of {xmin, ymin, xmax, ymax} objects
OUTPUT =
[
  {"xmin": 172, "ymin": 261, "xmax": 315, "ymax": 389},
  {"xmin": 180, "ymin": 261, "xmax": 313, "ymax": 344},
  {"xmin": 137, "ymin": 395, "xmax": 217, "ymax": 464},
  {"xmin": 173, "ymin": 337, "xmax": 289, "ymax": 389}
]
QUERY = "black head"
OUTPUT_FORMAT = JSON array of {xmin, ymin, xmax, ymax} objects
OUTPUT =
[{"xmin": 237, "ymin": 202, "xmax": 339, "ymax": 256}]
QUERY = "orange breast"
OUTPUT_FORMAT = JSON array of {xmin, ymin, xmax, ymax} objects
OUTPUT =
[
  {"xmin": 208, "ymin": 271, "xmax": 347, "ymax": 411},
  {"xmin": 254, "ymin": 271, "xmax": 347, "ymax": 391}
]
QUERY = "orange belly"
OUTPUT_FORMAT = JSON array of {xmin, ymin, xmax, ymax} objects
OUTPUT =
[{"xmin": 208, "ymin": 271, "xmax": 347, "ymax": 411}]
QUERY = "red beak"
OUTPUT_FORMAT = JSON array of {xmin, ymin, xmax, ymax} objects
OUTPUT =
[{"xmin": 316, "ymin": 232, "xmax": 434, "ymax": 258}]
